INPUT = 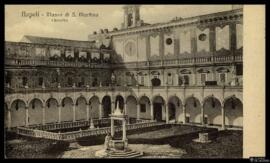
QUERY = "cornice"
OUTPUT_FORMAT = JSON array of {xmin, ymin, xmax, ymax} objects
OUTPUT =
[{"xmin": 108, "ymin": 9, "xmax": 243, "ymax": 37}]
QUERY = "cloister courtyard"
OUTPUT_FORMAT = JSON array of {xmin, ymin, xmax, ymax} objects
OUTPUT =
[{"xmin": 5, "ymin": 124, "xmax": 242, "ymax": 158}]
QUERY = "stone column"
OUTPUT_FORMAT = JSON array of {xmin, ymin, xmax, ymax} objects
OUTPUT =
[
  {"xmin": 222, "ymin": 104, "xmax": 226, "ymax": 130},
  {"xmin": 159, "ymin": 32, "xmax": 164, "ymax": 59},
  {"xmin": 174, "ymin": 34, "xmax": 180, "ymax": 55},
  {"xmin": 86, "ymin": 103, "xmax": 90, "ymax": 121},
  {"xmin": 146, "ymin": 35, "xmax": 151, "ymax": 60},
  {"xmin": 201, "ymin": 106, "xmax": 204, "ymax": 126},
  {"xmin": 111, "ymin": 101, "xmax": 115, "ymax": 114},
  {"xmin": 136, "ymin": 103, "xmax": 140, "ymax": 120},
  {"xmin": 132, "ymin": 8, "xmax": 136, "ymax": 27},
  {"xmin": 124, "ymin": 9, "xmax": 128, "ymax": 28},
  {"xmin": 209, "ymin": 26, "xmax": 216, "ymax": 53},
  {"xmin": 25, "ymin": 106, "xmax": 29, "ymax": 126},
  {"xmin": 111, "ymin": 118, "xmax": 115, "ymax": 137},
  {"xmin": 191, "ymin": 28, "xmax": 197, "ymax": 54},
  {"xmin": 124, "ymin": 102, "xmax": 127, "ymax": 115},
  {"xmin": 165, "ymin": 104, "xmax": 169, "ymax": 124},
  {"xmin": 161, "ymin": 70, "xmax": 165, "ymax": 86},
  {"xmin": 229, "ymin": 23, "xmax": 237, "ymax": 51},
  {"xmin": 99, "ymin": 103, "xmax": 102, "ymax": 119},
  {"xmin": 123, "ymin": 119, "xmax": 127, "ymax": 140},
  {"xmin": 58, "ymin": 104, "xmax": 61, "ymax": 123},
  {"xmin": 148, "ymin": 73, "xmax": 151, "ymax": 87},
  {"xmin": 7, "ymin": 109, "xmax": 11, "ymax": 129},
  {"xmin": 42, "ymin": 105, "xmax": 45, "ymax": 125},
  {"xmin": 183, "ymin": 104, "xmax": 186, "ymax": 124},
  {"xmin": 150, "ymin": 103, "xmax": 154, "ymax": 120},
  {"xmin": 73, "ymin": 104, "xmax": 76, "ymax": 122},
  {"xmin": 193, "ymin": 68, "xmax": 197, "ymax": 86}
]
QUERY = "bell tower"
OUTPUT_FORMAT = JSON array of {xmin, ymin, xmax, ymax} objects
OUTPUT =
[{"xmin": 122, "ymin": 5, "xmax": 143, "ymax": 29}]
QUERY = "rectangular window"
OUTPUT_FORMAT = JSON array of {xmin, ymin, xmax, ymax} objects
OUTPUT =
[
  {"xmin": 65, "ymin": 50, "xmax": 74, "ymax": 58},
  {"xmin": 35, "ymin": 48, "xmax": 46, "ymax": 57},
  {"xmin": 127, "ymin": 75, "xmax": 132, "ymax": 86},
  {"xmin": 38, "ymin": 77, "xmax": 43, "ymax": 86},
  {"xmin": 167, "ymin": 74, "xmax": 173, "ymax": 85},
  {"xmin": 201, "ymin": 73, "xmax": 207, "ymax": 85},
  {"xmin": 184, "ymin": 75, "xmax": 189, "ymax": 85},
  {"xmin": 79, "ymin": 51, "xmax": 87, "ymax": 58},
  {"xmin": 140, "ymin": 104, "xmax": 146, "ymax": 113},
  {"xmin": 140, "ymin": 76, "xmax": 144, "ymax": 86},
  {"xmin": 219, "ymin": 73, "xmax": 226, "ymax": 83},
  {"xmin": 236, "ymin": 64, "xmax": 243, "ymax": 75},
  {"xmin": 50, "ymin": 49, "xmax": 61, "ymax": 57}
]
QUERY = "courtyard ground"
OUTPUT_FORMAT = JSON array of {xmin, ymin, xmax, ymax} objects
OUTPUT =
[{"xmin": 5, "ymin": 125, "xmax": 242, "ymax": 158}]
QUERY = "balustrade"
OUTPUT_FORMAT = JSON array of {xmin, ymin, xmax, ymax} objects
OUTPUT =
[
  {"xmin": 6, "ymin": 54, "xmax": 242, "ymax": 69},
  {"xmin": 16, "ymin": 120, "xmax": 164, "ymax": 141}
]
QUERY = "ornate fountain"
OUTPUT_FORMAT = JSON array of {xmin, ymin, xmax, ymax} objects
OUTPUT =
[
  {"xmin": 96, "ymin": 101, "xmax": 143, "ymax": 158},
  {"xmin": 109, "ymin": 101, "xmax": 128, "ymax": 151}
]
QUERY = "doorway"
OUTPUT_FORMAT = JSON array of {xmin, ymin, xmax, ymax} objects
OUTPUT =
[
  {"xmin": 154, "ymin": 103, "xmax": 163, "ymax": 121},
  {"xmin": 168, "ymin": 103, "xmax": 176, "ymax": 121}
]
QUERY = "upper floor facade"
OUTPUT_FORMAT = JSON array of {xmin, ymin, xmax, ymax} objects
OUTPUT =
[{"xmin": 88, "ymin": 6, "xmax": 243, "ymax": 64}]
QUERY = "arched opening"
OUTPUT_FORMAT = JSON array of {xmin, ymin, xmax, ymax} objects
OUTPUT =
[
  {"xmin": 203, "ymin": 96, "xmax": 222, "ymax": 126},
  {"xmin": 152, "ymin": 96, "xmax": 165, "ymax": 122},
  {"xmin": 10, "ymin": 99, "xmax": 26, "ymax": 127},
  {"xmin": 168, "ymin": 96, "xmax": 183, "ymax": 123},
  {"xmin": 102, "ymin": 96, "xmax": 111, "ymax": 118},
  {"xmin": 75, "ymin": 96, "xmax": 87, "ymax": 121},
  {"xmin": 45, "ymin": 98, "xmax": 58, "ymax": 123},
  {"xmin": 61, "ymin": 97, "xmax": 74, "ymax": 122},
  {"xmin": 151, "ymin": 78, "xmax": 161, "ymax": 87},
  {"xmin": 224, "ymin": 96, "xmax": 243, "ymax": 128},
  {"xmin": 185, "ymin": 96, "xmax": 201, "ymax": 124},
  {"xmin": 138, "ymin": 96, "xmax": 151, "ymax": 120},
  {"xmin": 126, "ymin": 96, "xmax": 137, "ymax": 118},
  {"xmin": 29, "ymin": 98, "xmax": 43, "ymax": 125},
  {"xmin": 89, "ymin": 96, "xmax": 100, "ymax": 119},
  {"xmin": 115, "ymin": 95, "xmax": 124, "ymax": 112}
]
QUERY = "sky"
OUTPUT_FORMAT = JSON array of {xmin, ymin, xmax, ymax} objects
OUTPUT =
[{"xmin": 5, "ymin": 5, "xmax": 233, "ymax": 42}]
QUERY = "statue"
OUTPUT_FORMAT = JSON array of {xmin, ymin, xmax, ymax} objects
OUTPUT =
[
  {"xmin": 104, "ymin": 133, "xmax": 112, "ymax": 151},
  {"xmin": 111, "ymin": 72, "xmax": 116, "ymax": 85},
  {"xmin": 89, "ymin": 118, "xmax": 95, "ymax": 129}
]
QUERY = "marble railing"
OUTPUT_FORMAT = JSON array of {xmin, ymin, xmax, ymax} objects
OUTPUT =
[
  {"xmin": 5, "ymin": 54, "xmax": 242, "ymax": 68},
  {"xmin": 27, "ymin": 118, "xmax": 111, "ymax": 131},
  {"xmin": 16, "ymin": 120, "xmax": 163, "ymax": 141},
  {"xmin": 112, "ymin": 55, "xmax": 242, "ymax": 69},
  {"xmin": 5, "ymin": 85, "xmax": 242, "ymax": 95},
  {"xmin": 5, "ymin": 58, "xmax": 111, "ymax": 68}
]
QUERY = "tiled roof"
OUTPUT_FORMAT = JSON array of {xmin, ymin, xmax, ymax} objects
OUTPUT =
[{"xmin": 21, "ymin": 35, "xmax": 96, "ymax": 48}]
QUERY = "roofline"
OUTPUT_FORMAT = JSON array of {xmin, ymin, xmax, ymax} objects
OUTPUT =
[
  {"xmin": 23, "ymin": 35, "xmax": 95, "ymax": 43},
  {"xmin": 5, "ymin": 41, "xmax": 111, "ymax": 50},
  {"xmin": 103, "ymin": 8, "xmax": 243, "ymax": 37}
]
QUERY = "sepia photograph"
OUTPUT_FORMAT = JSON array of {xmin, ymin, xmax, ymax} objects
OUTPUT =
[{"xmin": 3, "ymin": 4, "xmax": 266, "ymax": 159}]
